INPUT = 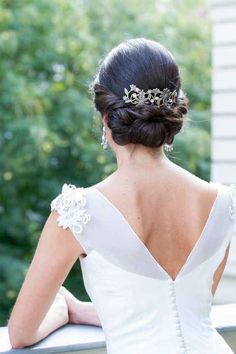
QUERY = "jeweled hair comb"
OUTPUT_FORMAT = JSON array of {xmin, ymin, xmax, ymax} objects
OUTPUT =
[{"xmin": 122, "ymin": 84, "xmax": 178, "ymax": 107}]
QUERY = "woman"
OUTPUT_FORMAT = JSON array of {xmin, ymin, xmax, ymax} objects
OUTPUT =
[{"xmin": 8, "ymin": 38, "xmax": 236, "ymax": 353}]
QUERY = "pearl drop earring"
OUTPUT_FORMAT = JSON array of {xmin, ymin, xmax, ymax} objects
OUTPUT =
[
  {"xmin": 101, "ymin": 125, "xmax": 108, "ymax": 150},
  {"xmin": 164, "ymin": 143, "xmax": 173, "ymax": 152}
]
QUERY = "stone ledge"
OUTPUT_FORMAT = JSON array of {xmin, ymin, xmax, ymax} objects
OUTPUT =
[{"xmin": 1, "ymin": 304, "xmax": 236, "ymax": 353}]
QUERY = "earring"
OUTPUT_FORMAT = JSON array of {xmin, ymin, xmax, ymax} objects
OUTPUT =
[
  {"xmin": 164, "ymin": 143, "xmax": 173, "ymax": 152},
  {"xmin": 101, "ymin": 125, "xmax": 108, "ymax": 149}
]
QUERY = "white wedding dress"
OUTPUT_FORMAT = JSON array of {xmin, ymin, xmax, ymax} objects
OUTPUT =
[{"xmin": 51, "ymin": 181, "xmax": 236, "ymax": 354}]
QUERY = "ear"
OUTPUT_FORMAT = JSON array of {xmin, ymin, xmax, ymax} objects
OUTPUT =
[{"xmin": 102, "ymin": 112, "xmax": 108, "ymax": 125}]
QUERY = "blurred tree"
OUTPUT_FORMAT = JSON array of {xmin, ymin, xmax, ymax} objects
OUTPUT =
[{"xmin": 0, "ymin": 0, "xmax": 211, "ymax": 325}]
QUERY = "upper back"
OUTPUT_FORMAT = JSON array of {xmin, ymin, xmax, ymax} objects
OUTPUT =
[
  {"xmin": 89, "ymin": 166, "xmax": 226, "ymax": 281},
  {"xmin": 50, "ymin": 167, "xmax": 236, "ymax": 282}
]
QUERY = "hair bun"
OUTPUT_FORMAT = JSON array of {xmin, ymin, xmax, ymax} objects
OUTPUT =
[
  {"xmin": 106, "ymin": 96, "xmax": 188, "ymax": 147},
  {"xmin": 89, "ymin": 38, "xmax": 189, "ymax": 148}
]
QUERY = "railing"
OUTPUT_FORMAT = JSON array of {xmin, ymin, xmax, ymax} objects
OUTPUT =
[{"xmin": 1, "ymin": 304, "xmax": 236, "ymax": 354}]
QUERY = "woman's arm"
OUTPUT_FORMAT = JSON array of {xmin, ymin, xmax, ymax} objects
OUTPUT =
[
  {"xmin": 8, "ymin": 210, "xmax": 85, "ymax": 348},
  {"xmin": 59, "ymin": 286, "xmax": 101, "ymax": 327},
  {"xmin": 22, "ymin": 291, "xmax": 69, "ymax": 347}
]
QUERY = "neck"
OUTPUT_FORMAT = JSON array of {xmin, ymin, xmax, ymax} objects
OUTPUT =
[{"xmin": 114, "ymin": 144, "xmax": 171, "ymax": 172}]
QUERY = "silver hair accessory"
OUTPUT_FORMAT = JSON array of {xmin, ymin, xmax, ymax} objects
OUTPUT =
[
  {"xmin": 123, "ymin": 84, "xmax": 178, "ymax": 107},
  {"xmin": 101, "ymin": 125, "xmax": 108, "ymax": 149}
]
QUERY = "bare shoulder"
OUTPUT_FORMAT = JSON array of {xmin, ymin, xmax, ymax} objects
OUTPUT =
[
  {"xmin": 88, "ymin": 174, "xmax": 117, "ymax": 194},
  {"xmin": 173, "ymin": 164, "xmax": 221, "ymax": 205}
]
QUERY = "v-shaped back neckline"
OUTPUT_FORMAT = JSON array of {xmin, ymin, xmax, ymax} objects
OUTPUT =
[{"xmin": 89, "ymin": 182, "xmax": 223, "ymax": 282}]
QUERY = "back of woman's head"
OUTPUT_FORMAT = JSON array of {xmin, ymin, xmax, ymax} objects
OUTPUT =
[{"xmin": 89, "ymin": 38, "xmax": 188, "ymax": 148}]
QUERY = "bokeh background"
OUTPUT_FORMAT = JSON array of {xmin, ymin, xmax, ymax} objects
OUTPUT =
[{"xmin": 0, "ymin": 0, "xmax": 212, "ymax": 326}]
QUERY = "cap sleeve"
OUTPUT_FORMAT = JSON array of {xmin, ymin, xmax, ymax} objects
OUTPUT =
[
  {"xmin": 229, "ymin": 184, "xmax": 236, "ymax": 222},
  {"xmin": 50, "ymin": 183, "xmax": 91, "ymax": 251},
  {"xmin": 228, "ymin": 184, "xmax": 236, "ymax": 244}
]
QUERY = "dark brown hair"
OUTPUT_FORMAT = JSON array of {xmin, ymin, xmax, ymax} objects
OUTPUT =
[{"xmin": 89, "ymin": 38, "xmax": 188, "ymax": 148}]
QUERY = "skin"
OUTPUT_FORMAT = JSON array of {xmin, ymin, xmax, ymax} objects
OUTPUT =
[
  {"xmin": 8, "ymin": 113, "xmax": 231, "ymax": 348},
  {"xmin": 8, "ymin": 209, "xmax": 101, "ymax": 348}
]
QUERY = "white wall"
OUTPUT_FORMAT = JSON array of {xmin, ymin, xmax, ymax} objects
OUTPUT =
[{"xmin": 210, "ymin": 0, "xmax": 236, "ymax": 304}]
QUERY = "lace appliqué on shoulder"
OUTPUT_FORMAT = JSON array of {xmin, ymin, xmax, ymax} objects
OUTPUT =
[
  {"xmin": 229, "ymin": 183, "xmax": 236, "ymax": 221},
  {"xmin": 50, "ymin": 183, "xmax": 91, "ymax": 237}
]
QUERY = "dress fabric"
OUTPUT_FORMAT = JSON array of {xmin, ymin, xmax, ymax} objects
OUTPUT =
[{"xmin": 51, "ymin": 181, "xmax": 236, "ymax": 354}]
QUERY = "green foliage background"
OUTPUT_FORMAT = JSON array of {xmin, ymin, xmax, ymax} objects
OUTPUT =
[{"xmin": 0, "ymin": 0, "xmax": 211, "ymax": 326}]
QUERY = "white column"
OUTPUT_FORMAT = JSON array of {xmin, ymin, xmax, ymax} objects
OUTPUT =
[{"xmin": 210, "ymin": 0, "xmax": 236, "ymax": 304}]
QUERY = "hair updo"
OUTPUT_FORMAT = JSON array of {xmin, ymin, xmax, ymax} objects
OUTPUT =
[{"xmin": 89, "ymin": 38, "xmax": 188, "ymax": 148}]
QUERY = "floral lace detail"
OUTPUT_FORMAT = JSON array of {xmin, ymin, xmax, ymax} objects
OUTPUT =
[
  {"xmin": 50, "ymin": 183, "xmax": 91, "ymax": 237},
  {"xmin": 229, "ymin": 183, "xmax": 236, "ymax": 221}
]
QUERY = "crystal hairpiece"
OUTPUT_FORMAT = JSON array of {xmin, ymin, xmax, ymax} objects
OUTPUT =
[{"xmin": 122, "ymin": 84, "xmax": 178, "ymax": 107}]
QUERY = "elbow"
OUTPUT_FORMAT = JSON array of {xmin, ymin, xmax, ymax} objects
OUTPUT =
[
  {"xmin": 10, "ymin": 340, "xmax": 25, "ymax": 349},
  {"xmin": 8, "ymin": 334, "xmax": 27, "ymax": 349},
  {"xmin": 8, "ymin": 322, "xmax": 30, "ymax": 349}
]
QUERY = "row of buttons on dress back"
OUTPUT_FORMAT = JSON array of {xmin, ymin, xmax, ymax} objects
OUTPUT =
[{"xmin": 168, "ymin": 280, "xmax": 188, "ymax": 354}]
